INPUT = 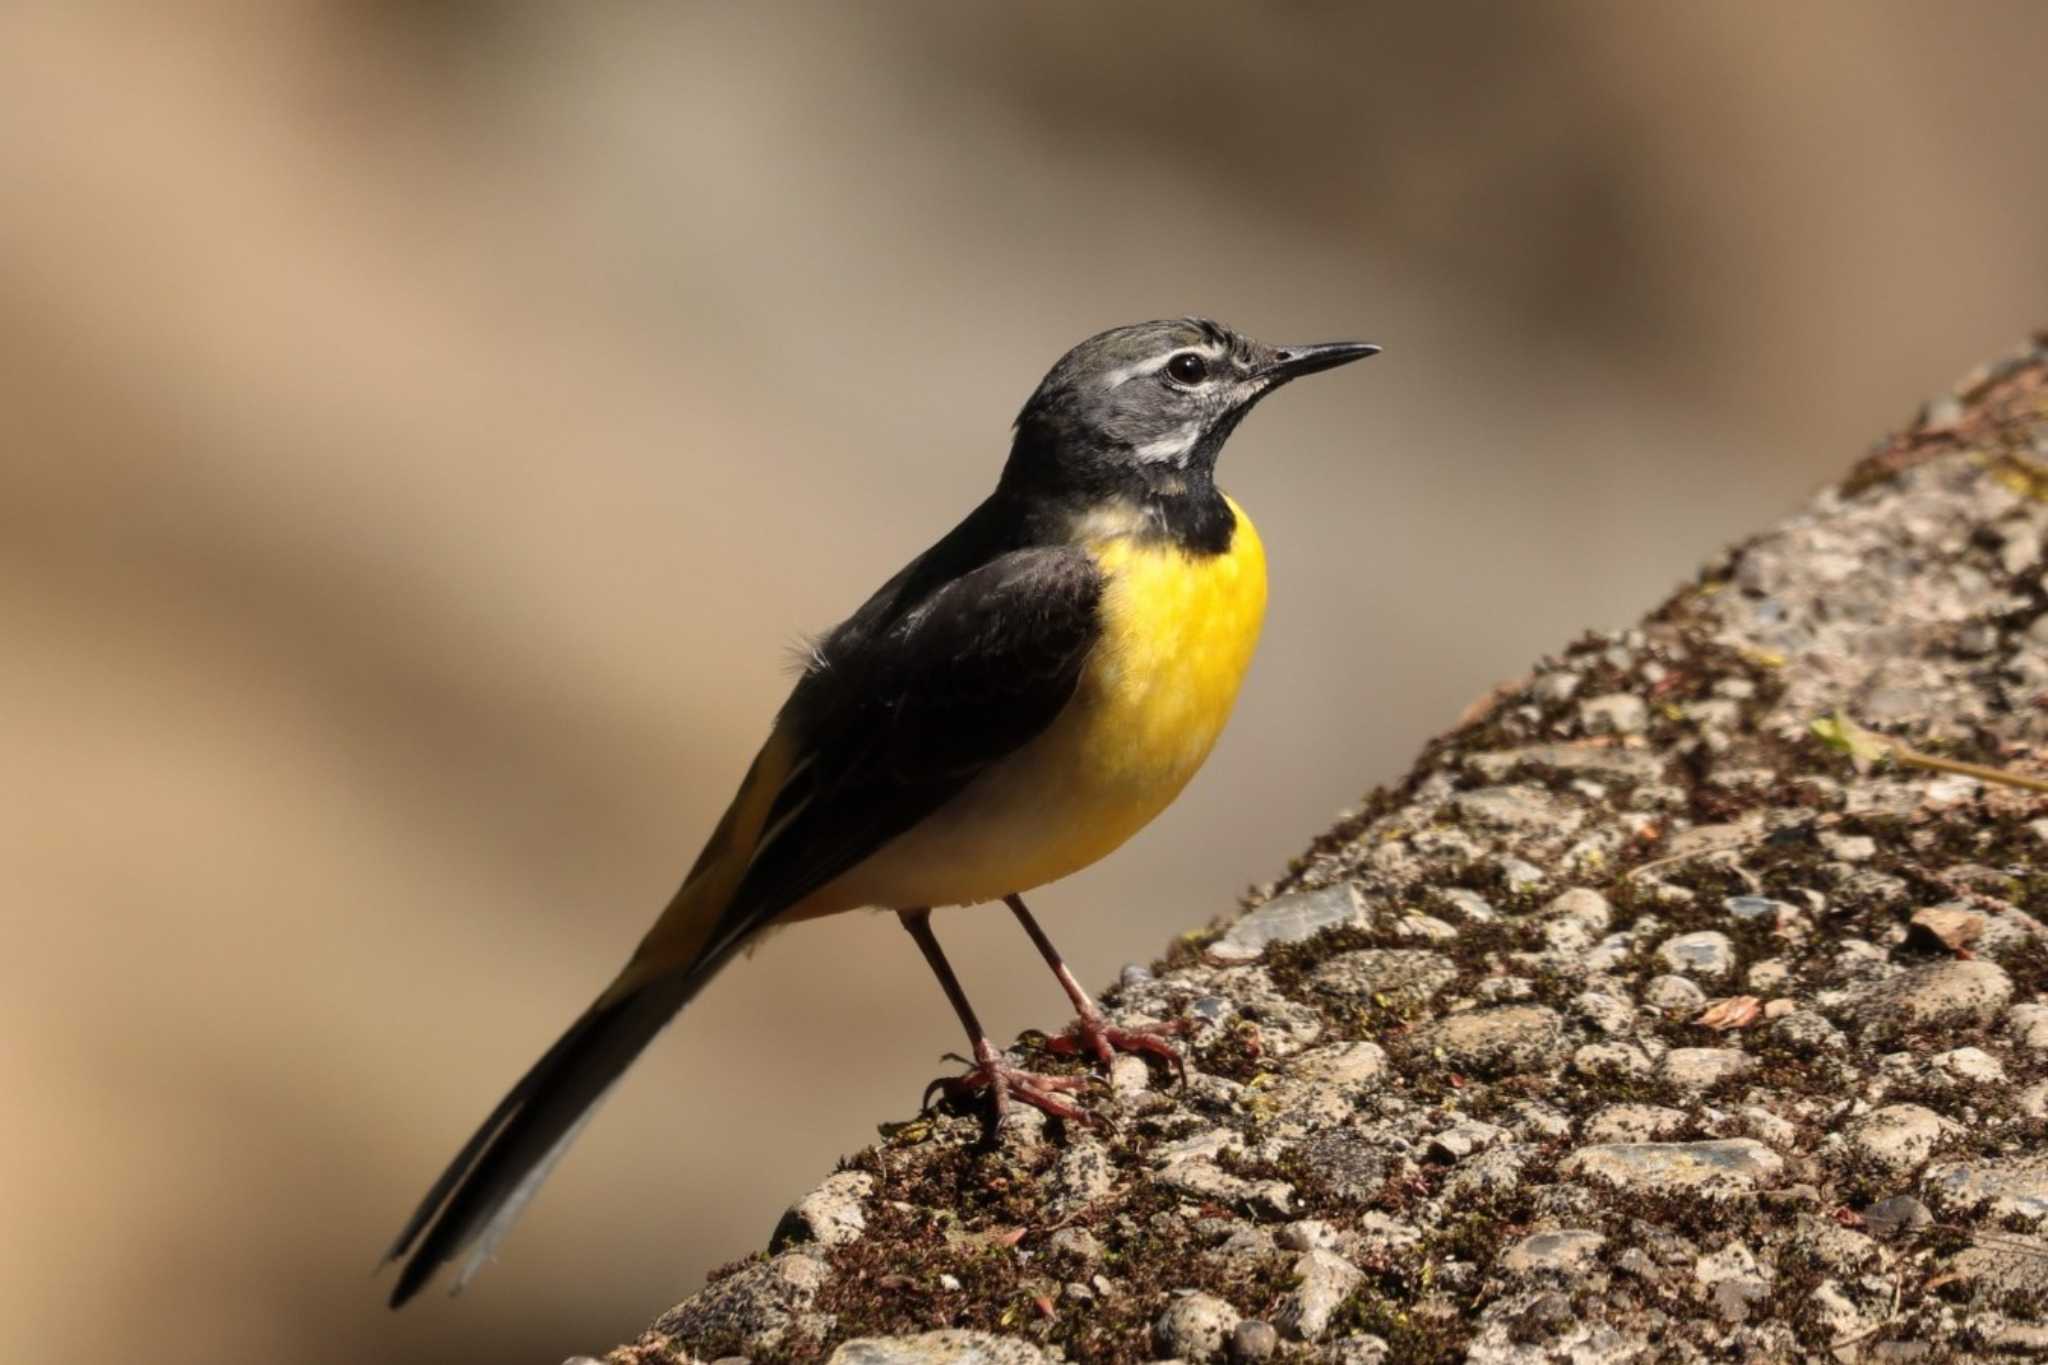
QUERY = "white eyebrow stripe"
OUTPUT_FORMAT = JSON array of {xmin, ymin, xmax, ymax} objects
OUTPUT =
[
  {"xmin": 1132, "ymin": 422, "xmax": 1202, "ymax": 462},
  {"xmin": 1101, "ymin": 339, "xmax": 1229, "ymax": 390},
  {"xmin": 1100, "ymin": 352, "xmax": 1174, "ymax": 390}
]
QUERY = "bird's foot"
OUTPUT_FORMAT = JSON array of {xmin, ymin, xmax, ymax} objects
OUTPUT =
[
  {"xmin": 1043, "ymin": 1011, "xmax": 1189, "ymax": 1081},
  {"xmin": 922, "ymin": 1044, "xmax": 1101, "ymax": 1126}
]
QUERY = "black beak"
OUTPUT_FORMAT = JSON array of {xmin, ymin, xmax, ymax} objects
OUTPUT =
[{"xmin": 1266, "ymin": 341, "xmax": 1381, "ymax": 382}]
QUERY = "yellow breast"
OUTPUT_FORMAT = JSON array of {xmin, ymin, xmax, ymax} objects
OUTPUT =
[
  {"xmin": 802, "ymin": 496, "xmax": 1267, "ymax": 913},
  {"xmin": 1073, "ymin": 496, "xmax": 1269, "ymax": 808}
]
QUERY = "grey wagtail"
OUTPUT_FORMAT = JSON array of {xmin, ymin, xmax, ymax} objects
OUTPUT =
[{"xmin": 385, "ymin": 318, "xmax": 1376, "ymax": 1305}]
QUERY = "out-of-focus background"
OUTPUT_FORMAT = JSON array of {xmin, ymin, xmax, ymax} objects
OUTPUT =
[{"xmin": 4, "ymin": 3, "xmax": 2045, "ymax": 1362}]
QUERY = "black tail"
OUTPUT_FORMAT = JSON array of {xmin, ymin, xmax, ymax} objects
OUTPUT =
[{"xmin": 384, "ymin": 972, "xmax": 700, "ymax": 1307}]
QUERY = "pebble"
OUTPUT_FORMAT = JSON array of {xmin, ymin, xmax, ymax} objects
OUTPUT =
[
  {"xmin": 769, "ymin": 1170, "xmax": 874, "ymax": 1251},
  {"xmin": 1427, "ymin": 1119, "xmax": 1506, "ymax": 1162},
  {"xmin": 1452, "ymin": 785, "xmax": 1583, "ymax": 833},
  {"xmin": 1580, "ymin": 693, "xmax": 1649, "ymax": 735},
  {"xmin": 1849, "ymin": 959, "xmax": 2013, "ymax": 1043},
  {"xmin": 1048, "ymin": 1136, "xmax": 1117, "ymax": 1215},
  {"xmin": 1929, "ymin": 1046, "xmax": 2006, "ymax": 1085},
  {"xmin": 1658, "ymin": 931, "xmax": 1736, "ymax": 979},
  {"xmin": 1573, "ymin": 1042, "xmax": 1654, "ymax": 1081},
  {"xmin": 1155, "ymin": 1291, "xmax": 1242, "ymax": 1363},
  {"xmin": 1860, "ymin": 1194, "xmax": 1932, "ymax": 1239},
  {"xmin": 1845, "ymin": 1104, "xmax": 1961, "ymax": 1173},
  {"xmin": 1745, "ymin": 958, "xmax": 1791, "ymax": 993},
  {"xmin": 1561, "ymin": 1139, "xmax": 1784, "ymax": 1200},
  {"xmin": 1228, "ymin": 1319, "xmax": 1278, "ymax": 1364},
  {"xmin": 1275, "ymin": 1219, "xmax": 1342, "ymax": 1252},
  {"xmin": 1206, "ymin": 885, "xmax": 1367, "ymax": 963},
  {"xmin": 1571, "ymin": 990, "xmax": 1636, "ymax": 1035},
  {"xmin": 654, "ymin": 1252, "xmax": 831, "ymax": 1354},
  {"xmin": 827, "ymin": 1333, "xmax": 1048, "ymax": 1365},
  {"xmin": 2007, "ymin": 1010, "xmax": 2048, "ymax": 1055},
  {"xmin": 1643, "ymin": 974, "xmax": 1707, "ymax": 1013},
  {"xmin": 1660, "ymin": 1047, "xmax": 1751, "ymax": 1095},
  {"xmin": 1499, "ymin": 1229, "xmax": 1606, "ymax": 1278},
  {"xmin": 1410, "ymin": 1005, "xmax": 1566, "ymax": 1076},
  {"xmin": 1584, "ymin": 1104, "xmax": 1689, "ymax": 1143},
  {"xmin": 1273, "ymin": 1250, "xmax": 1364, "ymax": 1341},
  {"xmin": 1308, "ymin": 949, "xmax": 1457, "ymax": 1006},
  {"xmin": 1923, "ymin": 1154, "xmax": 2048, "ymax": 1228},
  {"xmin": 1724, "ymin": 895, "xmax": 1793, "ymax": 924}
]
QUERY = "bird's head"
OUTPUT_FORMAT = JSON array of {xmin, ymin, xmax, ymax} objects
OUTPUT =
[{"xmin": 1004, "ymin": 318, "xmax": 1377, "ymax": 499}]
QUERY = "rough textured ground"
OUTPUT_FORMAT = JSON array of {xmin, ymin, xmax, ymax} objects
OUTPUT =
[{"xmin": 591, "ymin": 336, "xmax": 2048, "ymax": 1365}]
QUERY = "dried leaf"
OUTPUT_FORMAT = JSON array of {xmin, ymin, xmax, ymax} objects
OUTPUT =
[{"xmin": 1696, "ymin": 996, "xmax": 1764, "ymax": 1031}]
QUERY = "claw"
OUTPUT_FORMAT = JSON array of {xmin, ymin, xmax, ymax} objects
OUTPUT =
[
  {"xmin": 1044, "ymin": 1014, "xmax": 1191, "ymax": 1084},
  {"xmin": 922, "ymin": 1053, "xmax": 1103, "ymax": 1127}
]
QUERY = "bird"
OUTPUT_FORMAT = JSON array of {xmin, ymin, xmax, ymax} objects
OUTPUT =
[{"xmin": 383, "ymin": 317, "xmax": 1377, "ymax": 1307}]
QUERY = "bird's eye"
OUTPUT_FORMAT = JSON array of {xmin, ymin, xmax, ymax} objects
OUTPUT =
[{"xmin": 1166, "ymin": 352, "xmax": 1209, "ymax": 385}]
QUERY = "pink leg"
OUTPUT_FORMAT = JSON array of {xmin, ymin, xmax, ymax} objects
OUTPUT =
[
  {"xmin": 898, "ymin": 908, "xmax": 1101, "ymax": 1124},
  {"xmin": 1004, "ymin": 893, "xmax": 1187, "ymax": 1079}
]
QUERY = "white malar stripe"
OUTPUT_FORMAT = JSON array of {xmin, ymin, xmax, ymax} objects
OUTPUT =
[{"xmin": 1132, "ymin": 422, "xmax": 1202, "ymax": 463}]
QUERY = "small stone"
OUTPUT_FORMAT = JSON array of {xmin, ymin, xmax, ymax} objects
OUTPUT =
[
  {"xmin": 1561, "ymin": 1139, "xmax": 1784, "ymax": 1200},
  {"xmin": 1155, "ymin": 1160, "xmax": 1294, "ymax": 1218},
  {"xmin": 1660, "ymin": 1047, "xmax": 1750, "ymax": 1095},
  {"xmin": 1924, "ymin": 1155, "xmax": 2048, "ymax": 1228},
  {"xmin": 1771, "ymin": 1009, "xmax": 1844, "ymax": 1050},
  {"xmin": 1725, "ymin": 895, "xmax": 1793, "ymax": 924},
  {"xmin": 1544, "ymin": 887, "xmax": 1614, "ymax": 935},
  {"xmin": 1207, "ymin": 885, "xmax": 1367, "ymax": 963},
  {"xmin": 1763, "ymin": 998, "xmax": 1797, "ymax": 1019},
  {"xmin": 1584, "ymin": 1104, "xmax": 1688, "ymax": 1143},
  {"xmin": 2010, "ymin": 1004, "xmax": 2048, "ymax": 1050},
  {"xmin": 1228, "ymin": 1320, "xmax": 1278, "ymax": 1365},
  {"xmin": 1453, "ymin": 785, "xmax": 1582, "ymax": 833},
  {"xmin": 1048, "ymin": 1227, "xmax": 1102, "ymax": 1261},
  {"xmin": 1275, "ymin": 1219, "xmax": 1342, "ymax": 1253},
  {"xmin": 1907, "ymin": 906, "xmax": 1985, "ymax": 955},
  {"xmin": 1572, "ymin": 1041, "xmax": 1653, "ymax": 1080},
  {"xmin": 827, "ymin": 1333, "xmax": 1049, "ymax": 1365},
  {"xmin": 1819, "ymin": 833, "xmax": 1878, "ymax": 862},
  {"xmin": 1354, "ymin": 1211, "xmax": 1423, "ymax": 1254},
  {"xmin": 1120, "ymin": 963, "xmax": 1154, "ymax": 990},
  {"xmin": 1930, "ymin": 1046, "xmax": 2006, "ymax": 1085},
  {"xmin": 1048, "ymin": 1136, "xmax": 1117, "ymax": 1215},
  {"xmin": 1108, "ymin": 1053, "xmax": 1152, "ymax": 1098},
  {"xmin": 1845, "ymin": 1104, "xmax": 1961, "ymax": 1173},
  {"xmin": 1580, "ymin": 693, "xmax": 1648, "ymax": 735},
  {"xmin": 769, "ymin": 1170, "xmax": 874, "ymax": 1251},
  {"xmin": 1658, "ymin": 931, "xmax": 1736, "ymax": 979},
  {"xmin": 1410, "ymin": 1006, "xmax": 1565, "ymax": 1076},
  {"xmin": 1433, "ymin": 887, "xmax": 1498, "ymax": 923},
  {"xmin": 1644, "ymin": 974, "xmax": 1707, "ymax": 1013},
  {"xmin": 1746, "ymin": 958, "xmax": 1791, "ymax": 992},
  {"xmin": 1308, "ymin": 949, "xmax": 1457, "ymax": 1006},
  {"xmin": 1323, "ymin": 1336, "xmax": 1391, "ymax": 1365},
  {"xmin": 1156, "ymin": 1291, "xmax": 1242, "ymax": 1363},
  {"xmin": 1533, "ymin": 671, "xmax": 1583, "ymax": 704},
  {"xmin": 1427, "ymin": 1119, "xmax": 1506, "ymax": 1162},
  {"xmin": 1860, "ymin": 1194, "xmax": 1932, "ymax": 1239},
  {"xmin": 1571, "ymin": 990, "xmax": 1635, "ymax": 1035},
  {"xmin": 1849, "ymin": 959, "xmax": 2013, "ymax": 1044},
  {"xmin": 1274, "ymin": 1250, "xmax": 1364, "ymax": 1341},
  {"xmin": 654, "ymin": 1252, "xmax": 831, "ymax": 1355},
  {"xmin": 1499, "ymin": 1229, "xmax": 1605, "ymax": 1278},
  {"xmin": 1394, "ymin": 913, "xmax": 1458, "ymax": 943}
]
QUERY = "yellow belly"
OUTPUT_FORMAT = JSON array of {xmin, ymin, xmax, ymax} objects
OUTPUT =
[{"xmin": 813, "ymin": 497, "xmax": 1268, "ymax": 912}]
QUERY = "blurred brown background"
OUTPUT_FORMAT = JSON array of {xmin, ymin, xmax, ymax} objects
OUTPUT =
[{"xmin": 4, "ymin": 3, "xmax": 2045, "ymax": 1362}]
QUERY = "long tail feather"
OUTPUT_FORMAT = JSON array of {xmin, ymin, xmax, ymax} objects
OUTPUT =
[{"xmin": 385, "ymin": 970, "xmax": 702, "ymax": 1307}]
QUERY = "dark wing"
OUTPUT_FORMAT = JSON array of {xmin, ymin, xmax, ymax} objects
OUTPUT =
[{"xmin": 698, "ymin": 543, "xmax": 1102, "ymax": 957}]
